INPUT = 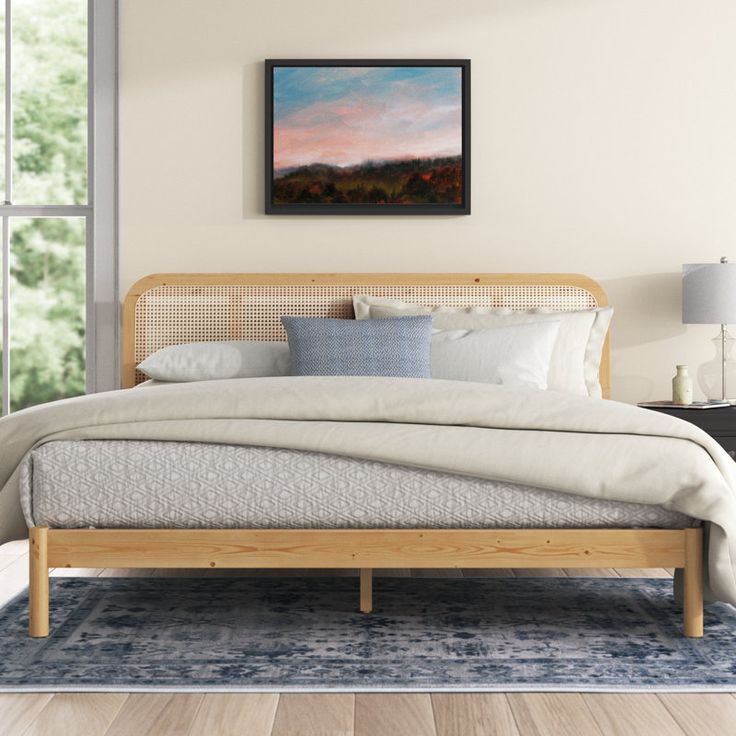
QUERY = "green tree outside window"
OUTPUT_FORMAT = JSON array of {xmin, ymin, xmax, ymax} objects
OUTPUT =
[{"xmin": 4, "ymin": 0, "xmax": 87, "ymax": 411}]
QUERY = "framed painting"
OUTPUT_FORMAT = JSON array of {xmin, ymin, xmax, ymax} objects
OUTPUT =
[{"xmin": 265, "ymin": 59, "xmax": 470, "ymax": 215}]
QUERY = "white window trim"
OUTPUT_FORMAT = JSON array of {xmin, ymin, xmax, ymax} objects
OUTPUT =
[
  {"xmin": 88, "ymin": 0, "xmax": 119, "ymax": 393},
  {"xmin": 0, "ymin": 0, "xmax": 118, "ymax": 410}
]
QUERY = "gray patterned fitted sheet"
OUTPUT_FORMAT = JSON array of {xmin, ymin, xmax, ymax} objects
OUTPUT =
[{"xmin": 20, "ymin": 440, "xmax": 694, "ymax": 530}]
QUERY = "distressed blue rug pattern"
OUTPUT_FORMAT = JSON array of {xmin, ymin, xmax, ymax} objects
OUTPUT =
[{"xmin": 1, "ymin": 576, "xmax": 735, "ymax": 691}]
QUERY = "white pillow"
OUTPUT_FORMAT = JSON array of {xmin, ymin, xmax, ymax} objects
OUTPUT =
[
  {"xmin": 353, "ymin": 295, "xmax": 612, "ymax": 397},
  {"xmin": 138, "ymin": 341, "xmax": 290, "ymax": 382},
  {"xmin": 431, "ymin": 322, "xmax": 560, "ymax": 389}
]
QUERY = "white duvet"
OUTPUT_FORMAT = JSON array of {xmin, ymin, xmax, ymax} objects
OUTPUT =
[{"xmin": 0, "ymin": 376, "xmax": 734, "ymax": 602}]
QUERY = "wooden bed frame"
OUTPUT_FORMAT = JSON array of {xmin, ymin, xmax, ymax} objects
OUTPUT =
[{"xmin": 28, "ymin": 273, "xmax": 704, "ymax": 638}]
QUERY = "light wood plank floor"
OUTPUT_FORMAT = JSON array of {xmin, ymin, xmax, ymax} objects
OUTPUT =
[{"xmin": 0, "ymin": 541, "xmax": 733, "ymax": 736}]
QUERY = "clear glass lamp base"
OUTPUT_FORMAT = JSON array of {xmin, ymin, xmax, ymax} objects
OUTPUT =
[{"xmin": 698, "ymin": 329, "xmax": 736, "ymax": 403}]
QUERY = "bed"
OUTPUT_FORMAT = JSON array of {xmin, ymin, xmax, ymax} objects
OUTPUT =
[{"xmin": 14, "ymin": 272, "xmax": 734, "ymax": 639}]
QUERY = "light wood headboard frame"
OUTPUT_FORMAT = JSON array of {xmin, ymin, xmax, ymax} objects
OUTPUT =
[{"xmin": 122, "ymin": 273, "xmax": 610, "ymax": 396}]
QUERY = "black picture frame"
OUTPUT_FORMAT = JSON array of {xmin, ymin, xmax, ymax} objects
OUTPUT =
[{"xmin": 265, "ymin": 59, "xmax": 470, "ymax": 215}]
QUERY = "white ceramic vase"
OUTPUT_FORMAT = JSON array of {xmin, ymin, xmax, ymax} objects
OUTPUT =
[{"xmin": 672, "ymin": 365, "xmax": 693, "ymax": 405}]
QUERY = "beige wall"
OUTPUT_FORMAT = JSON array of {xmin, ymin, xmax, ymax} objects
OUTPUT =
[{"xmin": 119, "ymin": 0, "xmax": 736, "ymax": 403}]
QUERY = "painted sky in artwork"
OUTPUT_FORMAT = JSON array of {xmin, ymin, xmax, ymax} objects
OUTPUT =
[{"xmin": 273, "ymin": 66, "xmax": 462, "ymax": 171}]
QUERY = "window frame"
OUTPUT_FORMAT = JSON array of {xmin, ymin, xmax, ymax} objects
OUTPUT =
[{"xmin": 0, "ymin": 0, "xmax": 118, "ymax": 414}]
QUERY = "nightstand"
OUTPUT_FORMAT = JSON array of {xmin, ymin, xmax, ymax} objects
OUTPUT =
[{"xmin": 642, "ymin": 405, "xmax": 736, "ymax": 459}]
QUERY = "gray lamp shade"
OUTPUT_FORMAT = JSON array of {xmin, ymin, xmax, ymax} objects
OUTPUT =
[{"xmin": 682, "ymin": 262, "xmax": 736, "ymax": 325}]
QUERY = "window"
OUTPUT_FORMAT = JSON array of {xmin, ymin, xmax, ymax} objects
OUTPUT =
[{"xmin": 0, "ymin": 0, "xmax": 117, "ymax": 414}]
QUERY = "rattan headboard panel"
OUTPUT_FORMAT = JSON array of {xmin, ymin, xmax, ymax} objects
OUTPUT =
[{"xmin": 122, "ymin": 273, "xmax": 610, "ymax": 396}]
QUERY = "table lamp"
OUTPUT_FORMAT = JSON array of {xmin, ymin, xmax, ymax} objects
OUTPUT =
[{"xmin": 682, "ymin": 257, "xmax": 736, "ymax": 402}]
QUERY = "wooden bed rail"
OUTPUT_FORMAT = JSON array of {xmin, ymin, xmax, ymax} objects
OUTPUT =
[{"xmin": 28, "ymin": 527, "xmax": 704, "ymax": 638}]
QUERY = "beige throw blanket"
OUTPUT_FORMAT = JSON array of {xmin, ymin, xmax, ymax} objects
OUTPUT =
[{"xmin": 1, "ymin": 376, "xmax": 735, "ymax": 603}]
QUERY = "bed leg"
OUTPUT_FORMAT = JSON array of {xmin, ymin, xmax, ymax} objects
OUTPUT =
[
  {"xmin": 360, "ymin": 568, "xmax": 373, "ymax": 614},
  {"xmin": 29, "ymin": 527, "xmax": 49, "ymax": 638},
  {"xmin": 683, "ymin": 527, "xmax": 704, "ymax": 638}
]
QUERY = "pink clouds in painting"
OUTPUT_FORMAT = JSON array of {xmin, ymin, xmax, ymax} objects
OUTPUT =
[{"xmin": 273, "ymin": 67, "xmax": 462, "ymax": 171}]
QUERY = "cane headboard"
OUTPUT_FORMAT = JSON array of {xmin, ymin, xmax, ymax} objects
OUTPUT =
[{"xmin": 122, "ymin": 273, "xmax": 610, "ymax": 396}]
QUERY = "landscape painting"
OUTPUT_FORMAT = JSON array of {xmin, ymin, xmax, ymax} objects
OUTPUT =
[{"xmin": 265, "ymin": 60, "xmax": 470, "ymax": 214}]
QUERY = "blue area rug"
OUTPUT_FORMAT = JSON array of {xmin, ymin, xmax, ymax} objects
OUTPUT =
[{"xmin": 1, "ymin": 576, "xmax": 735, "ymax": 692}]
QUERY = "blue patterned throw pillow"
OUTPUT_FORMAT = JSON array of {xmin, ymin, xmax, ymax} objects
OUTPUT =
[{"xmin": 281, "ymin": 315, "xmax": 432, "ymax": 378}]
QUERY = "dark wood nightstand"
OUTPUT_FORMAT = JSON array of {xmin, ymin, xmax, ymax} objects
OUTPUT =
[{"xmin": 642, "ymin": 405, "xmax": 736, "ymax": 459}]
